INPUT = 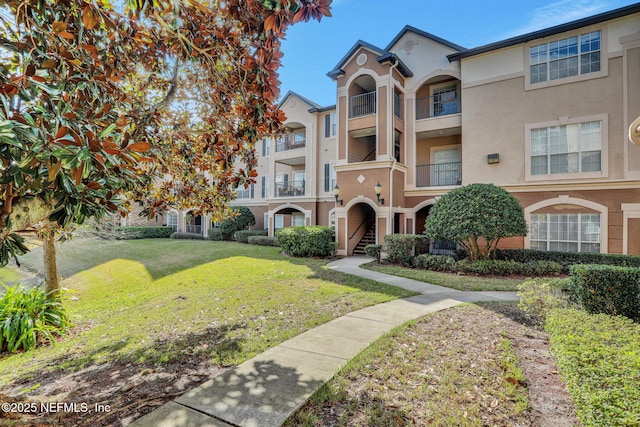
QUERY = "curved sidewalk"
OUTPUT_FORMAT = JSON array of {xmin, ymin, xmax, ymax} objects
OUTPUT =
[{"xmin": 132, "ymin": 257, "xmax": 517, "ymax": 427}]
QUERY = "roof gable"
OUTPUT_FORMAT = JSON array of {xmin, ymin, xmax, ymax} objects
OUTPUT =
[
  {"xmin": 278, "ymin": 90, "xmax": 321, "ymax": 110},
  {"xmin": 385, "ymin": 25, "xmax": 465, "ymax": 52}
]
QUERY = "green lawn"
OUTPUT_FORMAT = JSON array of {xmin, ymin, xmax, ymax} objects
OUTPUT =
[
  {"xmin": 0, "ymin": 265, "xmax": 22, "ymax": 287},
  {"xmin": 0, "ymin": 238, "xmax": 415, "ymax": 385},
  {"xmin": 363, "ymin": 262, "xmax": 524, "ymax": 291}
]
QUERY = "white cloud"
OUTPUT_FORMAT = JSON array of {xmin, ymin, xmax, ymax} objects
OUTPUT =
[{"xmin": 506, "ymin": 0, "xmax": 613, "ymax": 37}]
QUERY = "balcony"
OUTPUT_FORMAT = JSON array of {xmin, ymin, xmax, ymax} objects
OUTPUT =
[
  {"xmin": 350, "ymin": 91, "xmax": 376, "ymax": 118},
  {"xmin": 416, "ymin": 90, "xmax": 460, "ymax": 120},
  {"xmin": 276, "ymin": 136, "xmax": 306, "ymax": 152},
  {"xmin": 275, "ymin": 180, "xmax": 305, "ymax": 197},
  {"xmin": 416, "ymin": 162, "xmax": 462, "ymax": 187}
]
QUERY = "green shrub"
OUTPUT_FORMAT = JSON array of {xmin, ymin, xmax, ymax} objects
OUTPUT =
[
  {"xmin": 247, "ymin": 236, "xmax": 279, "ymax": 247},
  {"xmin": 218, "ymin": 206, "xmax": 256, "ymax": 240},
  {"xmin": 383, "ymin": 234, "xmax": 429, "ymax": 266},
  {"xmin": 0, "ymin": 285, "xmax": 70, "ymax": 353},
  {"xmin": 495, "ymin": 249, "xmax": 640, "ymax": 274},
  {"xmin": 425, "ymin": 183, "xmax": 527, "ymax": 260},
  {"xmin": 276, "ymin": 226, "xmax": 335, "ymax": 258},
  {"xmin": 517, "ymin": 278, "xmax": 572, "ymax": 325},
  {"xmin": 208, "ymin": 228, "xmax": 225, "ymax": 241},
  {"xmin": 235, "ymin": 229, "xmax": 268, "ymax": 244},
  {"xmin": 454, "ymin": 259, "xmax": 562, "ymax": 276},
  {"xmin": 114, "ymin": 226, "xmax": 174, "ymax": 240},
  {"xmin": 546, "ymin": 308, "xmax": 640, "ymax": 426},
  {"xmin": 569, "ymin": 264, "xmax": 640, "ymax": 321},
  {"xmin": 415, "ymin": 254, "xmax": 456, "ymax": 271},
  {"xmin": 170, "ymin": 232, "xmax": 205, "ymax": 240},
  {"xmin": 364, "ymin": 244, "xmax": 382, "ymax": 262}
]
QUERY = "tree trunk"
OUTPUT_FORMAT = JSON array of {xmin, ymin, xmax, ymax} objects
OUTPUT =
[{"xmin": 43, "ymin": 229, "xmax": 60, "ymax": 299}]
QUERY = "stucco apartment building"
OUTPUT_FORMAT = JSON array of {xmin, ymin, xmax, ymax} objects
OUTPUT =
[{"xmin": 148, "ymin": 3, "xmax": 640, "ymax": 257}]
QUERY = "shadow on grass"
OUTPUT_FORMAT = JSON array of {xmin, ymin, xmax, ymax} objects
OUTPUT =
[{"xmin": 476, "ymin": 300, "xmax": 542, "ymax": 329}]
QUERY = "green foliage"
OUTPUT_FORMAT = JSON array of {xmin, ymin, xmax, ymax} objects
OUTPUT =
[
  {"xmin": 496, "ymin": 249, "xmax": 640, "ymax": 274},
  {"xmin": 517, "ymin": 278, "xmax": 572, "ymax": 325},
  {"xmin": 415, "ymin": 254, "xmax": 457, "ymax": 271},
  {"xmin": 276, "ymin": 226, "xmax": 335, "ymax": 258},
  {"xmin": 455, "ymin": 259, "xmax": 562, "ymax": 276},
  {"xmin": 569, "ymin": 265, "xmax": 640, "ymax": 321},
  {"xmin": 105, "ymin": 226, "xmax": 174, "ymax": 240},
  {"xmin": 218, "ymin": 206, "xmax": 256, "ymax": 240},
  {"xmin": 546, "ymin": 309, "xmax": 640, "ymax": 426},
  {"xmin": 208, "ymin": 228, "xmax": 225, "ymax": 241},
  {"xmin": 364, "ymin": 244, "xmax": 382, "ymax": 263},
  {"xmin": 383, "ymin": 234, "xmax": 429, "ymax": 266},
  {"xmin": 414, "ymin": 255, "xmax": 561, "ymax": 276},
  {"xmin": 425, "ymin": 183, "xmax": 527, "ymax": 260},
  {"xmin": 170, "ymin": 232, "xmax": 205, "ymax": 240},
  {"xmin": 247, "ymin": 235, "xmax": 279, "ymax": 247},
  {"xmin": 0, "ymin": 233, "xmax": 29, "ymax": 267},
  {"xmin": 235, "ymin": 229, "xmax": 268, "ymax": 244},
  {"xmin": 0, "ymin": 285, "xmax": 70, "ymax": 353}
]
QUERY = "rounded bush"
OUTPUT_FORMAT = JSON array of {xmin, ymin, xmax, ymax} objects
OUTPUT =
[{"xmin": 276, "ymin": 226, "xmax": 336, "ymax": 258}]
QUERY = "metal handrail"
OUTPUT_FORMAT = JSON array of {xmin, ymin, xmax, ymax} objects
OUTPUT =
[
  {"xmin": 350, "ymin": 91, "xmax": 376, "ymax": 118},
  {"xmin": 362, "ymin": 147, "xmax": 376, "ymax": 162},
  {"xmin": 349, "ymin": 212, "xmax": 375, "ymax": 241},
  {"xmin": 416, "ymin": 90, "xmax": 460, "ymax": 120},
  {"xmin": 416, "ymin": 162, "xmax": 462, "ymax": 187}
]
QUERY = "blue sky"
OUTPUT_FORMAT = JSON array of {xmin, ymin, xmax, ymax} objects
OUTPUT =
[{"xmin": 278, "ymin": 0, "xmax": 637, "ymax": 107}]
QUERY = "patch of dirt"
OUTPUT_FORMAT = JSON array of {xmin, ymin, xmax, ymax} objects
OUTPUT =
[
  {"xmin": 2, "ymin": 302, "xmax": 579, "ymax": 426},
  {"xmin": 485, "ymin": 302, "xmax": 580, "ymax": 427},
  {"xmin": 0, "ymin": 355, "xmax": 227, "ymax": 426}
]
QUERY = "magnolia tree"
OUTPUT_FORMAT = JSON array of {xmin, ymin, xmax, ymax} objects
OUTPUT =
[
  {"xmin": 425, "ymin": 183, "xmax": 528, "ymax": 260},
  {"xmin": 0, "ymin": 0, "xmax": 331, "ymax": 295}
]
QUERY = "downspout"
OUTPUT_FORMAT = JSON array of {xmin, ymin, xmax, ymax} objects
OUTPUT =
[{"xmin": 388, "ymin": 59, "xmax": 399, "ymax": 237}]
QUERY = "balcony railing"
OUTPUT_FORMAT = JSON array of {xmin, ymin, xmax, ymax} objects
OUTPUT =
[
  {"xmin": 275, "ymin": 180, "xmax": 305, "ymax": 197},
  {"xmin": 416, "ymin": 162, "xmax": 462, "ymax": 187},
  {"xmin": 186, "ymin": 225, "xmax": 202, "ymax": 234},
  {"xmin": 350, "ymin": 91, "xmax": 376, "ymax": 118},
  {"xmin": 276, "ymin": 137, "xmax": 306, "ymax": 152},
  {"xmin": 416, "ymin": 90, "xmax": 460, "ymax": 120}
]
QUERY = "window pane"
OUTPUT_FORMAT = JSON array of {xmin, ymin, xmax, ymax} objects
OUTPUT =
[
  {"xmin": 580, "ymin": 121, "xmax": 602, "ymax": 151},
  {"xmin": 531, "ymin": 156, "xmax": 548, "ymax": 175},
  {"xmin": 531, "ymin": 128, "xmax": 548, "ymax": 155},
  {"xmin": 549, "ymin": 126, "xmax": 567, "ymax": 153},
  {"xmin": 550, "ymin": 153, "xmax": 569, "ymax": 173},
  {"xmin": 581, "ymin": 51, "xmax": 600, "ymax": 74},
  {"xmin": 530, "ymin": 63, "xmax": 547, "ymax": 84},
  {"xmin": 581, "ymin": 151, "xmax": 601, "ymax": 172}
]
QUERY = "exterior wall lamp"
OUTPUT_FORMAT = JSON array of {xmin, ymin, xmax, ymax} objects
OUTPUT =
[
  {"xmin": 374, "ymin": 182, "xmax": 384, "ymax": 205},
  {"xmin": 333, "ymin": 185, "xmax": 343, "ymax": 205}
]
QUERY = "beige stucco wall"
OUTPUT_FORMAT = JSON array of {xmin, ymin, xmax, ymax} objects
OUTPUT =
[{"xmin": 460, "ymin": 56, "xmax": 625, "ymax": 186}]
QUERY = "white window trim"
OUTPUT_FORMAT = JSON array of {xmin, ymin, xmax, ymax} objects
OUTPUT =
[
  {"xmin": 622, "ymin": 204, "xmax": 640, "ymax": 255},
  {"xmin": 524, "ymin": 196, "xmax": 608, "ymax": 253},
  {"xmin": 524, "ymin": 114, "xmax": 608, "ymax": 182},
  {"xmin": 524, "ymin": 26, "xmax": 608, "ymax": 91}
]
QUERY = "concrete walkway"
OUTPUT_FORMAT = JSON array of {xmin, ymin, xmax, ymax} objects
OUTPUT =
[{"xmin": 131, "ymin": 257, "xmax": 517, "ymax": 427}]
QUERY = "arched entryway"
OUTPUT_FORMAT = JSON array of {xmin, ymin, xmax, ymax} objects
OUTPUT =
[
  {"xmin": 185, "ymin": 211, "xmax": 203, "ymax": 234},
  {"xmin": 347, "ymin": 203, "xmax": 376, "ymax": 255},
  {"xmin": 273, "ymin": 207, "xmax": 307, "ymax": 233}
]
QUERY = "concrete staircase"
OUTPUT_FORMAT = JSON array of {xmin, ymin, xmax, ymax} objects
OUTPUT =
[{"xmin": 352, "ymin": 225, "xmax": 376, "ymax": 255}]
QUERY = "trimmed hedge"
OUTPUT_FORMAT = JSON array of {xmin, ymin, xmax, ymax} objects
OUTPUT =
[
  {"xmin": 384, "ymin": 234, "xmax": 430, "ymax": 266},
  {"xmin": 235, "ymin": 229, "xmax": 268, "ymax": 244},
  {"xmin": 247, "ymin": 236, "xmax": 279, "ymax": 247},
  {"xmin": 495, "ymin": 249, "xmax": 640, "ymax": 274},
  {"xmin": 569, "ymin": 264, "xmax": 640, "ymax": 322},
  {"xmin": 415, "ymin": 254, "xmax": 457, "ymax": 271},
  {"xmin": 102, "ymin": 226, "xmax": 174, "ymax": 240},
  {"xmin": 414, "ymin": 255, "xmax": 562, "ymax": 276},
  {"xmin": 276, "ymin": 226, "xmax": 336, "ymax": 258},
  {"xmin": 170, "ymin": 232, "xmax": 205, "ymax": 240},
  {"xmin": 208, "ymin": 228, "xmax": 225, "ymax": 241},
  {"xmin": 546, "ymin": 308, "xmax": 640, "ymax": 426}
]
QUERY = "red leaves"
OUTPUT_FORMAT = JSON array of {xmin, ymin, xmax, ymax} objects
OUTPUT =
[
  {"xmin": 82, "ymin": 6, "xmax": 98, "ymax": 30},
  {"xmin": 128, "ymin": 142, "xmax": 152, "ymax": 152}
]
